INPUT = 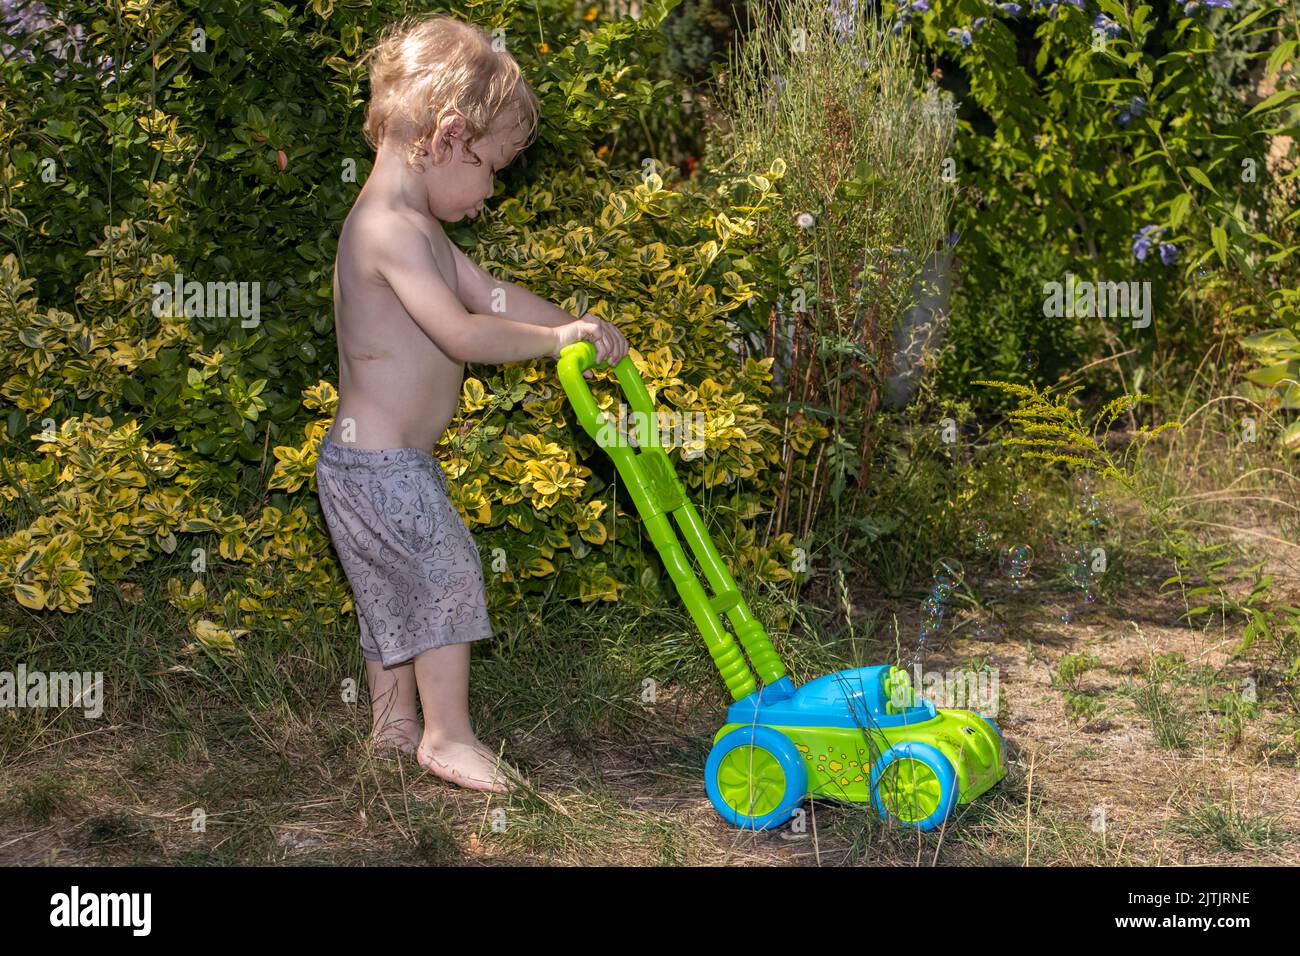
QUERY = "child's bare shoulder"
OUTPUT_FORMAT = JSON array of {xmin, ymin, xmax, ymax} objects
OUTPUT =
[
  {"xmin": 339, "ymin": 197, "xmax": 426, "ymax": 268},
  {"xmin": 338, "ymin": 196, "xmax": 444, "ymax": 278}
]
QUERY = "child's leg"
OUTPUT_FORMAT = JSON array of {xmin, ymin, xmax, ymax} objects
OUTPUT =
[
  {"xmin": 366, "ymin": 661, "xmax": 422, "ymax": 753},
  {"xmin": 359, "ymin": 612, "xmax": 421, "ymax": 753},
  {"xmin": 315, "ymin": 435, "xmax": 515, "ymax": 787},
  {"xmin": 412, "ymin": 642, "xmax": 526, "ymax": 793}
]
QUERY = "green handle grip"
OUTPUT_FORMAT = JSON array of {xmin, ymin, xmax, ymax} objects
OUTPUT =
[{"xmin": 556, "ymin": 341, "xmax": 786, "ymax": 701}]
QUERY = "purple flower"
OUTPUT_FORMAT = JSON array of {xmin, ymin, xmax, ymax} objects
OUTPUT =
[
  {"xmin": 829, "ymin": 0, "xmax": 858, "ymax": 40},
  {"xmin": 947, "ymin": 26, "xmax": 973, "ymax": 48},
  {"xmin": 1158, "ymin": 242, "xmax": 1178, "ymax": 265},
  {"xmin": 1178, "ymin": 0, "xmax": 1233, "ymax": 11},
  {"xmin": 1093, "ymin": 12, "xmax": 1122, "ymax": 39},
  {"xmin": 892, "ymin": 0, "xmax": 926, "ymax": 30},
  {"xmin": 1115, "ymin": 96, "xmax": 1146, "ymax": 125},
  {"xmin": 999, "ymin": 3, "xmax": 1022, "ymax": 14},
  {"xmin": 972, "ymin": 16, "xmax": 987, "ymax": 30},
  {"xmin": 1132, "ymin": 224, "xmax": 1166, "ymax": 261},
  {"xmin": 947, "ymin": 230, "xmax": 961, "ymax": 247}
]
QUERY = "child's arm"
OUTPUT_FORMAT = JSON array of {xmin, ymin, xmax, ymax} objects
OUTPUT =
[
  {"xmin": 374, "ymin": 223, "xmax": 620, "ymax": 366},
  {"xmin": 377, "ymin": 232, "xmax": 557, "ymax": 363},
  {"xmin": 450, "ymin": 242, "xmax": 574, "ymax": 329}
]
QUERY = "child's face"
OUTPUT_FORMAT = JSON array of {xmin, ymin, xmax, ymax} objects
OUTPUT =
[{"xmin": 424, "ymin": 112, "xmax": 526, "ymax": 223}]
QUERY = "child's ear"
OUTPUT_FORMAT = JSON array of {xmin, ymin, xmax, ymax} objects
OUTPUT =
[
  {"xmin": 429, "ymin": 115, "xmax": 461, "ymax": 164},
  {"xmin": 428, "ymin": 130, "xmax": 448, "ymax": 163}
]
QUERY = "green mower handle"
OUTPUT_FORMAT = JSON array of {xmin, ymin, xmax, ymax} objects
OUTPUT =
[{"xmin": 556, "ymin": 340, "xmax": 786, "ymax": 701}]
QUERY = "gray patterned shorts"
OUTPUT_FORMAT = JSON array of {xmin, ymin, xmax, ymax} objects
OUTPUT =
[{"xmin": 315, "ymin": 430, "xmax": 493, "ymax": 668}]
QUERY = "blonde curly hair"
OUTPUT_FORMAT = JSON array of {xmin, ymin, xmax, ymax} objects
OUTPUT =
[{"xmin": 360, "ymin": 13, "xmax": 541, "ymax": 171}]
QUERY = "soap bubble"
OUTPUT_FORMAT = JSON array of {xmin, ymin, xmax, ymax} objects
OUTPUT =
[
  {"xmin": 1065, "ymin": 544, "xmax": 1093, "ymax": 589},
  {"xmin": 1080, "ymin": 494, "xmax": 1113, "ymax": 530},
  {"xmin": 1014, "ymin": 489, "xmax": 1031, "ymax": 509},
  {"xmin": 1074, "ymin": 469, "xmax": 1096, "ymax": 495},
  {"xmin": 974, "ymin": 521, "xmax": 993, "ymax": 555},
  {"xmin": 1021, "ymin": 350, "xmax": 1039, "ymax": 372},
  {"xmin": 912, "ymin": 619, "xmax": 940, "ymax": 666},
  {"xmin": 931, "ymin": 558, "xmax": 962, "ymax": 603},
  {"xmin": 913, "ymin": 559, "xmax": 965, "ymax": 663},
  {"xmin": 972, "ymin": 614, "xmax": 1004, "ymax": 640},
  {"xmin": 1000, "ymin": 543, "xmax": 1034, "ymax": 588},
  {"xmin": 933, "ymin": 557, "xmax": 964, "ymax": 588}
]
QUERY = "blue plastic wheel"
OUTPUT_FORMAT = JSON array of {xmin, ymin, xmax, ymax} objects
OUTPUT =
[
  {"xmin": 869, "ymin": 742, "xmax": 958, "ymax": 832},
  {"xmin": 705, "ymin": 725, "xmax": 808, "ymax": 830}
]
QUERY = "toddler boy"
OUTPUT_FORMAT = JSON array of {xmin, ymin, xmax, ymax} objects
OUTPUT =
[{"xmin": 316, "ymin": 13, "xmax": 627, "ymax": 793}]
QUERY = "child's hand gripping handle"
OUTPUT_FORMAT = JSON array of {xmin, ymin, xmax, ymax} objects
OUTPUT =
[{"xmin": 556, "ymin": 341, "xmax": 655, "ymax": 450}]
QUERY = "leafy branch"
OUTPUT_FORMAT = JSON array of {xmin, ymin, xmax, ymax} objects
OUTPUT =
[{"xmin": 975, "ymin": 378, "xmax": 1296, "ymax": 705}]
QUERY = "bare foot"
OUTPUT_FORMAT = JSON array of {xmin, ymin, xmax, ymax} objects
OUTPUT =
[
  {"xmin": 370, "ymin": 719, "xmax": 422, "ymax": 756},
  {"xmin": 416, "ymin": 735, "xmax": 527, "ymax": 793}
]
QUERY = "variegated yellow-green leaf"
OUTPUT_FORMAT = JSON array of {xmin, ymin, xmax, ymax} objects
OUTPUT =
[
  {"xmin": 462, "ymin": 377, "xmax": 488, "ymax": 410},
  {"xmin": 522, "ymin": 557, "xmax": 555, "ymax": 577},
  {"xmin": 219, "ymin": 532, "xmax": 249, "ymax": 561},
  {"xmin": 188, "ymin": 618, "xmax": 248, "ymax": 652},
  {"xmin": 14, "ymin": 581, "xmax": 46, "ymax": 609},
  {"xmin": 55, "ymin": 569, "xmax": 94, "ymax": 610}
]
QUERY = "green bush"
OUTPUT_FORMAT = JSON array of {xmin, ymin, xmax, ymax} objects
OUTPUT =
[
  {"xmin": 0, "ymin": 0, "xmax": 807, "ymax": 629},
  {"xmin": 892, "ymin": 0, "xmax": 1298, "ymax": 427},
  {"xmin": 0, "ymin": 0, "xmax": 684, "ymax": 464}
]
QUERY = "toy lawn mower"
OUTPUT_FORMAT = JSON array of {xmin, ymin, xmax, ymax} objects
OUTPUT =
[{"xmin": 556, "ymin": 342, "xmax": 1006, "ymax": 831}]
